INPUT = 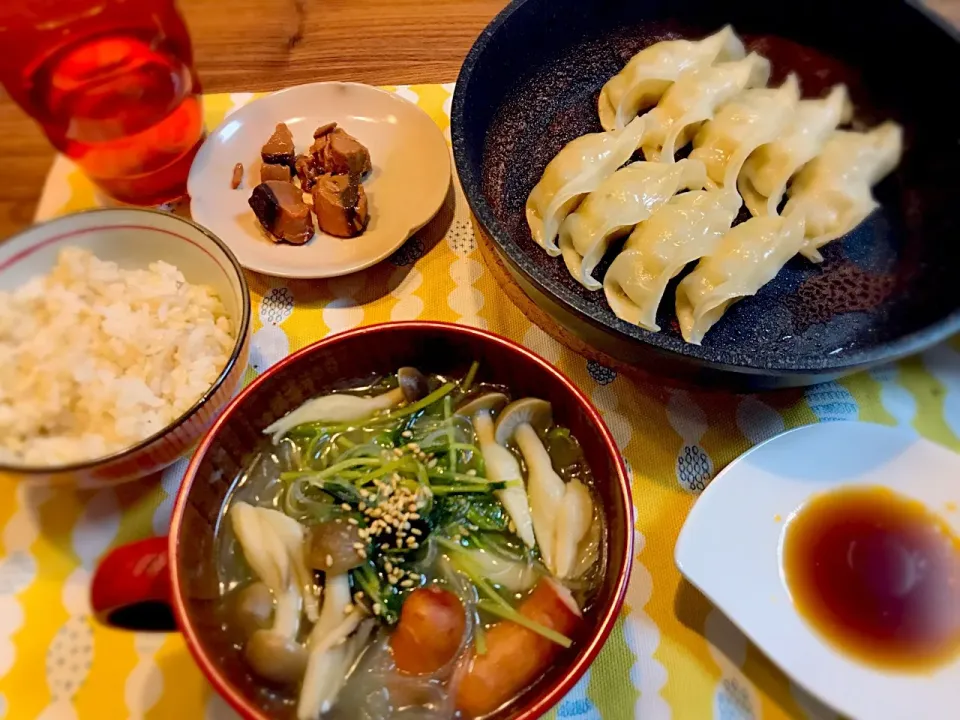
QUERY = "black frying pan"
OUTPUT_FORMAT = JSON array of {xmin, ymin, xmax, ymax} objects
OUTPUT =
[{"xmin": 451, "ymin": 0, "xmax": 960, "ymax": 390}]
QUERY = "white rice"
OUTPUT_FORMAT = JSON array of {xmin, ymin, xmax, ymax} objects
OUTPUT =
[{"xmin": 0, "ymin": 247, "xmax": 236, "ymax": 467}]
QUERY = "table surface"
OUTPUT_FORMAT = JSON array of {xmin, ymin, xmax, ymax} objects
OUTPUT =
[{"xmin": 0, "ymin": 0, "xmax": 957, "ymax": 240}]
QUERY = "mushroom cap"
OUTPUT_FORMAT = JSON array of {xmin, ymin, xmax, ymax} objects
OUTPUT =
[
  {"xmin": 455, "ymin": 392, "xmax": 509, "ymax": 418},
  {"xmin": 244, "ymin": 629, "xmax": 308, "ymax": 685},
  {"xmin": 232, "ymin": 581, "xmax": 274, "ymax": 638},
  {"xmin": 398, "ymin": 367, "xmax": 429, "ymax": 402},
  {"xmin": 308, "ymin": 519, "xmax": 366, "ymax": 575},
  {"xmin": 494, "ymin": 398, "xmax": 553, "ymax": 445}
]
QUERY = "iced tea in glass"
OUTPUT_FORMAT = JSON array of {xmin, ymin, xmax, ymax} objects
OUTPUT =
[{"xmin": 0, "ymin": 0, "xmax": 204, "ymax": 206}]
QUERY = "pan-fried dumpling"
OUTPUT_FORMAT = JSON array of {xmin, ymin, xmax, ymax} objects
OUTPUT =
[
  {"xmin": 604, "ymin": 188, "xmax": 742, "ymax": 330},
  {"xmin": 641, "ymin": 53, "xmax": 770, "ymax": 163},
  {"xmin": 559, "ymin": 159, "xmax": 707, "ymax": 289},
  {"xmin": 526, "ymin": 116, "xmax": 646, "ymax": 256},
  {"xmin": 676, "ymin": 212, "xmax": 806, "ymax": 344},
  {"xmin": 739, "ymin": 85, "xmax": 853, "ymax": 217},
  {"xmin": 783, "ymin": 121, "xmax": 903, "ymax": 262},
  {"xmin": 690, "ymin": 74, "xmax": 801, "ymax": 189},
  {"xmin": 598, "ymin": 26, "xmax": 745, "ymax": 131}
]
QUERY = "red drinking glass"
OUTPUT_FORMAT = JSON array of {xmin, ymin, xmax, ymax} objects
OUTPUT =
[{"xmin": 0, "ymin": 0, "xmax": 204, "ymax": 206}]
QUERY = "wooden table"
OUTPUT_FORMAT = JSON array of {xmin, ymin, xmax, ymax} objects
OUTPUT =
[{"xmin": 0, "ymin": 0, "xmax": 956, "ymax": 240}]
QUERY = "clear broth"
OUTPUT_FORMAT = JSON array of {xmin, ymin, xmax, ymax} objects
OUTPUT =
[{"xmin": 213, "ymin": 372, "xmax": 608, "ymax": 717}]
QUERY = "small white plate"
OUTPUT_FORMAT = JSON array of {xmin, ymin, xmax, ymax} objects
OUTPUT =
[
  {"xmin": 676, "ymin": 422, "xmax": 960, "ymax": 720},
  {"xmin": 188, "ymin": 82, "xmax": 451, "ymax": 278}
]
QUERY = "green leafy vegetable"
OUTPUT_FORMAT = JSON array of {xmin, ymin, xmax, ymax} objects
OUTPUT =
[
  {"xmin": 461, "ymin": 360, "xmax": 480, "ymax": 394},
  {"xmin": 476, "ymin": 599, "xmax": 572, "ymax": 648},
  {"xmin": 350, "ymin": 563, "xmax": 400, "ymax": 624},
  {"xmin": 430, "ymin": 495, "xmax": 510, "ymax": 533}
]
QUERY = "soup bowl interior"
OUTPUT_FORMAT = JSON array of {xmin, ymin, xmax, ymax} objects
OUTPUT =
[{"xmin": 170, "ymin": 322, "xmax": 634, "ymax": 719}]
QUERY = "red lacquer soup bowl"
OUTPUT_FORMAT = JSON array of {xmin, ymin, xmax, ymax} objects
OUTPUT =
[{"xmin": 90, "ymin": 322, "xmax": 634, "ymax": 719}]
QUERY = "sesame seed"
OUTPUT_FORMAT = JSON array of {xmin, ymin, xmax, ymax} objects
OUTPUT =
[
  {"xmin": 411, "ymin": 528, "xmax": 422, "ymax": 536},
  {"xmin": 381, "ymin": 543, "xmax": 389, "ymax": 550},
  {"xmin": 385, "ymin": 561, "xmax": 394, "ymax": 572},
  {"xmin": 353, "ymin": 542, "xmax": 365, "ymax": 550},
  {"xmin": 401, "ymin": 430, "xmax": 413, "ymax": 438},
  {"xmin": 427, "ymin": 458, "xmax": 438, "ymax": 468},
  {"xmin": 393, "ymin": 448, "xmax": 404, "ymax": 457},
  {"xmin": 354, "ymin": 592, "xmax": 364, "ymax": 602},
  {"xmin": 400, "ymin": 579, "xmax": 414, "ymax": 588},
  {"xmin": 360, "ymin": 489, "xmax": 370, "ymax": 498},
  {"xmin": 347, "ymin": 518, "xmax": 359, "ymax": 526},
  {"xmin": 359, "ymin": 501, "xmax": 367, "ymax": 511},
  {"xmin": 508, "ymin": 520, "xmax": 516, "ymax": 533},
  {"xmin": 343, "ymin": 603, "xmax": 354, "ymax": 615},
  {"xmin": 409, "ymin": 541, "xmax": 419, "ymax": 549},
  {"xmin": 466, "ymin": 469, "xmax": 477, "ymax": 476},
  {"xmin": 341, "ymin": 503, "xmax": 351, "ymax": 511},
  {"xmin": 359, "ymin": 549, "xmax": 367, "ymax": 558},
  {"xmin": 407, "ymin": 503, "xmax": 418, "ymax": 512},
  {"xmin": 406, "ymin": 536, "xmax": 417, "ymax": 547},
  {"xmin": 410, "ymin": 512, "xmax": 420, "ymax": 520},
  {"xmin": 326, "ymin": 554, "xmax": 333, "ymax": 567},
  {"xmin": 406, "ymin": 442, "xmax": 420, "ymax": 452},
  {"xmin": 373, "ymin": 603, "xmax": 382, "ymax": 615}
]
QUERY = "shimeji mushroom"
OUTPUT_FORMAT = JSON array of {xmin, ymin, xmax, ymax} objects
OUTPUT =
[
  {"xmin": 264, "ymin": 367, "xmax": 429, "ymax": 442},
  {"xmin": 496, "ymin": 399, "xmax": 595, "ymax": 579},
  {"xmin": 454, "ymin": 392, "xmax": 509, "ymax": 418},
  {"xmin": 473, "ymin": 411, "xmax": 535, "ymax": 547},
  {"xmin": 231, "ymin": 581, "xmax": 274, "ymax": 637},
  {"xmin": 495, "ymin": 399, "xmax": 566, "ymax": 571},
  {"xmin": 230, "ymin": 502, "xmax": 307, "ymax": 684},
  {"xmin": 296, "ymin": 573, "xmax": 367, "ymax": 719},
  {"xmin": 553, "ymin": 478, "xmax": 594, "ymax": 579},
  {"xmin": 257, "ymin": 507, "xmax": 321, "ymax": 622}
]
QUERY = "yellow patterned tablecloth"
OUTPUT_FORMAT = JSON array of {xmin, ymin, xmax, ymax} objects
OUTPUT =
[{"xmin": 4, "ymin": 85, "xmax": 960, "ymax": 720}]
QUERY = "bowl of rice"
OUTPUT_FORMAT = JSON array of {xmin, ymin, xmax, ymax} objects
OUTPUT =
[{"xmin": 0, "ymin": 208, "xmax": 251, "ymax": 486}]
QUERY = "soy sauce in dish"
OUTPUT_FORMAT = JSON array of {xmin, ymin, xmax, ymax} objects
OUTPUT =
[{"xmin": 782, "ymin": 486, "xmax": 960, "ymax": 672}]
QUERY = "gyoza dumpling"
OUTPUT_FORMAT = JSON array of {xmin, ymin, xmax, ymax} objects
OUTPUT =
[
  {"xmin": 641, "ymin": 53, "xmax": 770, "ymax": 163},
  {"xmin": 739, "ymin": 85, "xmax": 852, "ymax": 217},
  {"xmin": 526, "ymin": 116, "xmax": 646, "ymax": 256},
  {"xmin": 598, "ymin": 26, "xmax": 745, "ymax": 131},
  {"xmin": 690, "ymin": 74, "xmax": 801, "ymax": 189},
  {"xmin": 676, "ymin": 212, "xmax": 807, "ymax": 344},
  {"xmin": 559, "ymin": 159, "xmax": 707, "ymax": 289},
  {"xmin": 783, "ymin": 121, "xmax": 903, "ymax": 262},
  {"xmin": 604, "ymin": 188, "xmax": 742, "ymax": 330}
]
